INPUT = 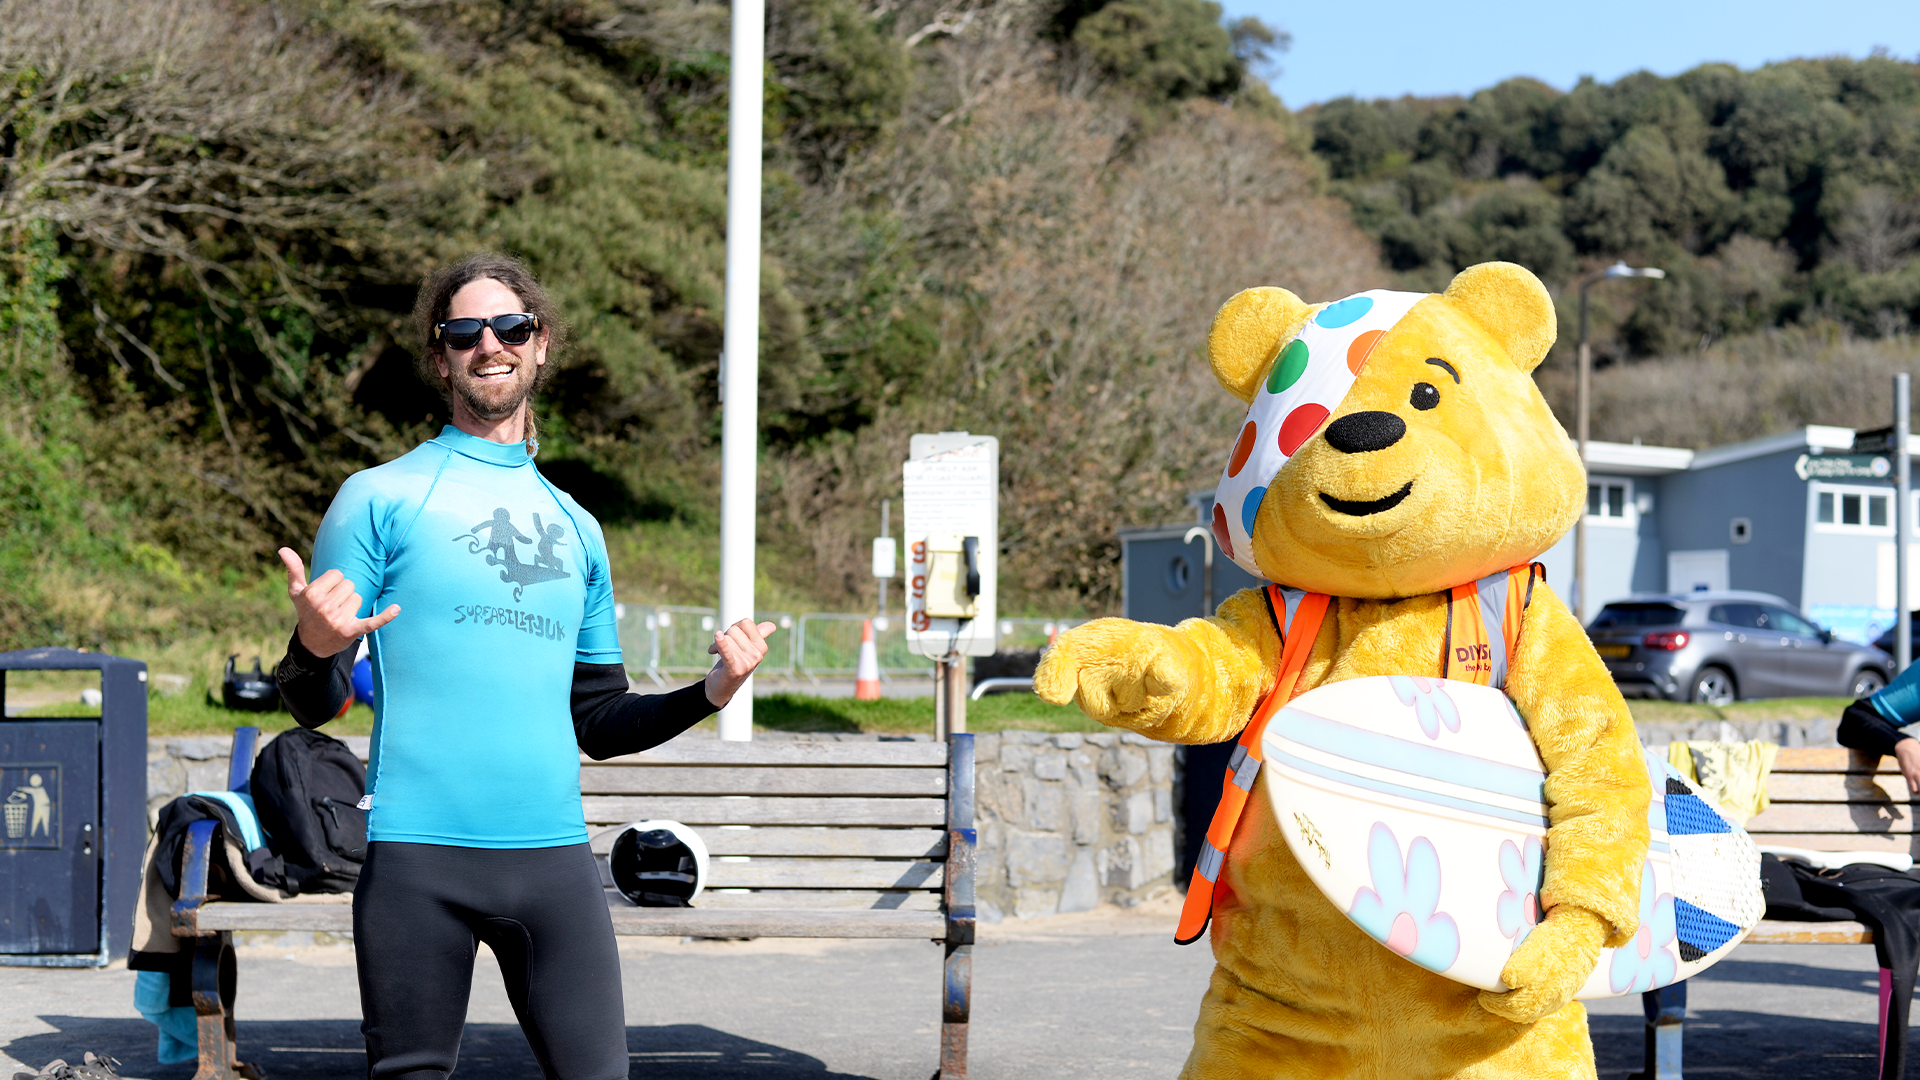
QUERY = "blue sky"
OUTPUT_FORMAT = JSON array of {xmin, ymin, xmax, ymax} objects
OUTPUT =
[{"xmin": 1221, "ymin": 0, "xmax": 1920, "ymax": 107}]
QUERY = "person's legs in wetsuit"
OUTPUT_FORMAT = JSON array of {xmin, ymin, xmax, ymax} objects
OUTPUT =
[{"xmin": 353, "ymin": 841, "xmax": 628, "ymax": 1080}]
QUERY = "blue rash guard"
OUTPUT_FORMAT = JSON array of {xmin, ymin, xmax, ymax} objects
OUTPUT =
[{"xmin": 309, "ymin": 425, "xmax": 621, "ymax": 849}]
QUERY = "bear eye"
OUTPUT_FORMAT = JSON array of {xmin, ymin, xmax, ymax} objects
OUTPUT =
[{"xmin": 1411, "ymin": 382, "xmax": 1440, "ymax": 411}]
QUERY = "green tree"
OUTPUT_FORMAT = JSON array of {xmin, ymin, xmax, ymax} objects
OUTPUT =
[
  {"xmin": 1463, "ymin": 184, "xmax": 1575, "ymax": 280},
  {"xmin": 1071, "ymin": 0, "xmax": 1245, "ymax": 103},
  {"xmin": 1567, "ymin": 125, "xmax": 1731, "ymax": 254},
  {"xmin": 1312, "ymin": 97, "xmax": 1401, "ymax": 179}
]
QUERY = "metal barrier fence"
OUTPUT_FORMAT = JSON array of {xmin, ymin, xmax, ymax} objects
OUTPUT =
[
  {"xmin": 617, "ymin": 605, "xmax": 796, "ymax": 687},
  {"xmin": 793, "ymin": 614, "xmax": 931, "ymax": 684},
  {"xmin": 993, "ymin": 618, "xmax": 1085, "ymax": 653},
  {"xmin": 617, "ymin": 607, "xmax": 1085, "ymax": 687}
]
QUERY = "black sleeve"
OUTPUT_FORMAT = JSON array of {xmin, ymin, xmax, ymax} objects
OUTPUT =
[
  {"xmin": 1837, "ymin": 698, "xmax": 1913, "ymax": 758},
  {"xmin": 274, "ymin": 630, "xmax": 356, "ymax": 729},
  {"xmin": 571, "ymin": 663, "xmax": 717, "ymax": 760}
]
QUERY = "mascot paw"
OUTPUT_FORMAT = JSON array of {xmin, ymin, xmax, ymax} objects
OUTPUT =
[
  {"xmin": 1477, "ymin": 906, "xmax": 1608, "ymax": 1024},
  {"xmin": 1034, "ymin": 619, "xmax": 1186, "ymax": 725}
]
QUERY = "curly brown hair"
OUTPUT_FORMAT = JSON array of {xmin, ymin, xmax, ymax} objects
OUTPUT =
[{"xmin": 410, "ymin": 252, "xmax": 570, "ymax": 453}]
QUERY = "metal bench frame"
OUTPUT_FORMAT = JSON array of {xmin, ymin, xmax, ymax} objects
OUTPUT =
[
  {"xmin": 1634, "ymin": 746, "xmax": 1889, "ymax": 1080},
  {"xmin": 170, "ymin": 727, "xmax": 977, "ymax": 1080}
]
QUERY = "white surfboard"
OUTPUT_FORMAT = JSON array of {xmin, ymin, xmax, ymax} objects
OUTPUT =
[{"xmin": 1262, "ymin": 675, "xmax": 1763, "ymax": 998}]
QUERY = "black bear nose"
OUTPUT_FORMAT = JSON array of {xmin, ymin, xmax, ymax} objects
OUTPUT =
[{"xmin": 1323, "ymin": 411, "xmax": 1406, "ymax": 454}]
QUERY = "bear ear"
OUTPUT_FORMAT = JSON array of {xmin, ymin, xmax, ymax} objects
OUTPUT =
[
  {"xmin": 1441, "ymin": 262, "xmax": 1558, "ymax": 374},
  {"xmin": 1208, "ymin": 287, "xmax": 1314, "ymax": 404}
]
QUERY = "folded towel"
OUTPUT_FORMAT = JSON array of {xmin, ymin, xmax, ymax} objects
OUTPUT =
[{"xmin": 1667, "ymin": 739, "xmax": 1777, "ymax": 825}]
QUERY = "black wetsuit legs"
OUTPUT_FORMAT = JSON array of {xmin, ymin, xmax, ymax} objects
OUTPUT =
[{"xmin": 353, "ymin": 841, "xmax": 628, "ymax": 1080}]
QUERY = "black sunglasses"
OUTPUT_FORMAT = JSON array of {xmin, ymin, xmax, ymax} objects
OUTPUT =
[{"xmin": 433, "ymin": 312, "xmax": 541, "ymax": 351}]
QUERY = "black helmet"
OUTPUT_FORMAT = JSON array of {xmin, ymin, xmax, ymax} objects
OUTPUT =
[
  {"xmin": 222, "ymin": 655, "xmax": 281, "ymax": 712},
  {"xmin": 609, "ymin": 820, "xmax": 708, "ymax": 907}
]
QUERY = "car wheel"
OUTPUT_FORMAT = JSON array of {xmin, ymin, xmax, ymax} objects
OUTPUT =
[
  {"xmin": 1689, "ymin": 666, "xmax": 1736, "ymax": 707},
  {"xmin": 1851, "ymin": 668, "xmax": 1888, "ymax": 698}
]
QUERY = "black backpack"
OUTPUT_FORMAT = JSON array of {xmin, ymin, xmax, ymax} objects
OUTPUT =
[{"xmin": 248, "ymin": 727, "xmax": 368, "ymax": 895}]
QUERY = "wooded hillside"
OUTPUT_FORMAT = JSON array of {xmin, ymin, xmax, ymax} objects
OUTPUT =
[
  {"xmin": 1307, "ymin": 59, "xmax": 1920, "ymax": 356},
  {"xmin": 0, "ymin": 0, "xmax": 1374, "ymax": 649},
  {"xmin": 6, "ymin": 2, "xmax": 1918, "ymax": 655}
]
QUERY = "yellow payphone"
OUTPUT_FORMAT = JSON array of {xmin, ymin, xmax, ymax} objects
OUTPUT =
[{"xmin": 922, "ymin": 534, "xmax": 981, "ymax": 619}]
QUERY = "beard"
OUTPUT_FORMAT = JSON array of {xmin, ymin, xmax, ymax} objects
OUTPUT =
[{"xmin": 446, "ymin": 357, "xmax": 539, "ymax": 422}]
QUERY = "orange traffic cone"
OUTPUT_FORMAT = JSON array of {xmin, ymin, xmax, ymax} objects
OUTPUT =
[{"xmin": 855, "ymin": 619, "xmax": 883, "ymax": 700}]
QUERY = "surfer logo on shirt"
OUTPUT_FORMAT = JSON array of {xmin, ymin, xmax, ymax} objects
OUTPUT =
[{"xmin": 453, "ymin": 508, "xmax": 570, "ymax": 602}]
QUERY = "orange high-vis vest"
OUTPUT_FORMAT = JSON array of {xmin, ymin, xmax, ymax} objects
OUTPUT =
[{"xmin": 1173, "ymin": 563, "xmax": 1544, "ymax": 945}]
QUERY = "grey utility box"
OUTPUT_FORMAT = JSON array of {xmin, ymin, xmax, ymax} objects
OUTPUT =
[
  {"xmin": 1118, "ymin": 523, "xmax": 1263, "ymax": 627},
  {"xmin": 0, "ymin": 648, "xmax": 147, "ymax": 966}
]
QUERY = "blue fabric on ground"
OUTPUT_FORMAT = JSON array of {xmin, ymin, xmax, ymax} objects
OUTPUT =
[
  {"xmin": 134, "ymin": 969, "xmax": 197, "ymax": 1064},
  {"xmin": 309, "ymin": 425, "xmax": 619, "ymax": 849},
  {"xmin": 185, "ymin": 790, "xmax": 266, "ymax": 851}
]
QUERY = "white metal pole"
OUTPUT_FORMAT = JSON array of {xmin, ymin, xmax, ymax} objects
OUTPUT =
[
  {"xmin": 1574, "ymin": 336, "xmax": 1590, "ymax": 624},
  {"xmin": 716, "ymin": 0, "xmax": 765, "ymax": 741},
  {"xmin": 1898, "ymin": 372, "xmax": 1912, "ymax": 675}
]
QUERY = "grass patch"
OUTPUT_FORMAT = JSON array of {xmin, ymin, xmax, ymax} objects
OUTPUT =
[
  {"xmin": 1626, "ymin": 696, "xmax": 1852, "ymax": 728},
  {"xmin": 601, "ymin": 519, "xmax": 831, "ymax": 614},
  {"xmin": 112, "ymin": 684, "xmax": 1095, "ymax": 738},
  {"xmin": 16, "ymin": 681, "xmax": 374, "ymax": 737},
  {"xmin": 104, "ymin": 688, "xmax": 375, "ymax": 738},
  {"xmin": 38, "ymin": 655, "xmax": 1859, "ymax": 742},
  {"xmin": 4, "ymin": 631, "xmax": 377, "ymax": 737},
  {"xmin": 142, "ymin": 691, "xmax": 376, "ymax": 739},
  {"xmin": 750, "ymin": 691, "xmax": 1103, "ymax": 735}
]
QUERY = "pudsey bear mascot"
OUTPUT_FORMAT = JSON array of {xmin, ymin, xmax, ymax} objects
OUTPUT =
[{"xmin": 1036, "ymin": 262, "xmax": 1652, "ymax": 1080}]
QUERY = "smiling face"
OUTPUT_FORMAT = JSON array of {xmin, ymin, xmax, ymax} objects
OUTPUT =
[
  {"xmin": 1209, "ymin": 263, "xmax": 1585, "ymax": 599},
  {"xmin": 434, "ymin": 277, "xmax": 549, "ymax": 425}
]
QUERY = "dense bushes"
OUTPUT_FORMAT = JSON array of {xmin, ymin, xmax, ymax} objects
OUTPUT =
[
  {"xmin": 1308, "ymin": 59, "xmax": 1920, "ymax": 358},
  {"xmin": 0, "ymin": 0, "xmax": 1351, "ymax": 647},
  {"xmin": 16, "ymin": 0, "xmax": 1910, "ymax": 654}
]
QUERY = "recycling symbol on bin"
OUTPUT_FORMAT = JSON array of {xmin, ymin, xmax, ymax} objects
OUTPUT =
[{"xmin": 2, "ymin": 765, "xmax": 58, "ymax": 848}]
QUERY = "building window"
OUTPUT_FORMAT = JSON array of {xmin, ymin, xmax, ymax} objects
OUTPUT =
[
  {"xmin": 1586, "ymin": 479, "xmax": 1633, "ymax": 525},
  {"xmin": 1813, "ymin": 483, "xmax": 1893, "ymax": 534}
]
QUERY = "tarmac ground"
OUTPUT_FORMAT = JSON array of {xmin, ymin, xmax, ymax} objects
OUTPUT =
[{"xmin": 0, "ymin": 897, "xmax": 1897, "ymax": 1080}]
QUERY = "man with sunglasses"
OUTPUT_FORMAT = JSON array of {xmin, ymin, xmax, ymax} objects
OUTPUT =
[{"xmin": 274, "ymin": 252, "xmax": 776, "ymax": 1080}]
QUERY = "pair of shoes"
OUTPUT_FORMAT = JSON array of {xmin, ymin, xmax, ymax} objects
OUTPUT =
[{"xmin": 10, "ymin": 1053, "xmax": 121, "ymax": 1080}]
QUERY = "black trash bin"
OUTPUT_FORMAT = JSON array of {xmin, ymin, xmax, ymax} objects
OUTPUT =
[{"xmin": 0, "ymin": 647, "xmax": 146, "ymax": 966}]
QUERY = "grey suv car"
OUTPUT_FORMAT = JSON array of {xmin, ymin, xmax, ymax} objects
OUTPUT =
[{"xmin": 1586, "ymin": 590, "xmax": 1891, "ymax": 705}]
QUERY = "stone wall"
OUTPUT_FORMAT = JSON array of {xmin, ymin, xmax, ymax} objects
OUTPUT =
[
  {"xmin": 1629, "ymin": 717, "xmax": 1838, "ymax": 748},
  {"xmin": 146, "ymin": 734, "xmax": 371, "ymax": 823},
  {"xmin": 149, "ymin": 716, "xmax": 1843, "ymax": 923},
  {"xmin": 970, "ymin": 731, "xmax": 1178, "ymax": 922},
  {"xmin": 143, "ymin": 730, "xmax": 1180, "ymax": 923}
]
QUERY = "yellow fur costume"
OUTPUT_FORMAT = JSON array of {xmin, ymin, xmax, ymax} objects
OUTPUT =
[{"xmin": 1035, "ymin": 263, "xmax": 1650, "ymax": 1079}]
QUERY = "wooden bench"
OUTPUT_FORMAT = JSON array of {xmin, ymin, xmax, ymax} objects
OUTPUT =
[
  {"xmin": 169, "ymin": 727, "xmax": 977, "ymax": 1080},
  {"xmin": 1636, "ymin": 746, "xmax": 1896, "ymax": 1080}
]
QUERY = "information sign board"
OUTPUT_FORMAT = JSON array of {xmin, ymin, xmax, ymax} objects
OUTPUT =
[
  {"xmin": 1796, "ymin": 453, "xmax": 1894, "ymax": 481},
  {"xmin": 903, "ymin": 433, "xmax": 999, "ymax": 657}
]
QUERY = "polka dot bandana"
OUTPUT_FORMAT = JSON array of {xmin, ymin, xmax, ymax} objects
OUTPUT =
[{"xmin": 1211, "ymin": 289, "xmax": 1427, "ymax": 579}]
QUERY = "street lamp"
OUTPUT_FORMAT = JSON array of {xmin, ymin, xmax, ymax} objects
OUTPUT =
[{"xmin": 1573, "ymin": 262, "xmax": 1665, "ymax": 625}]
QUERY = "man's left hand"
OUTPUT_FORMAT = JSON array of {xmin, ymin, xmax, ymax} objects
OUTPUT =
[{"xmin": 706, "ymin": 619, "xmax": 779, "ymax": 707}]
